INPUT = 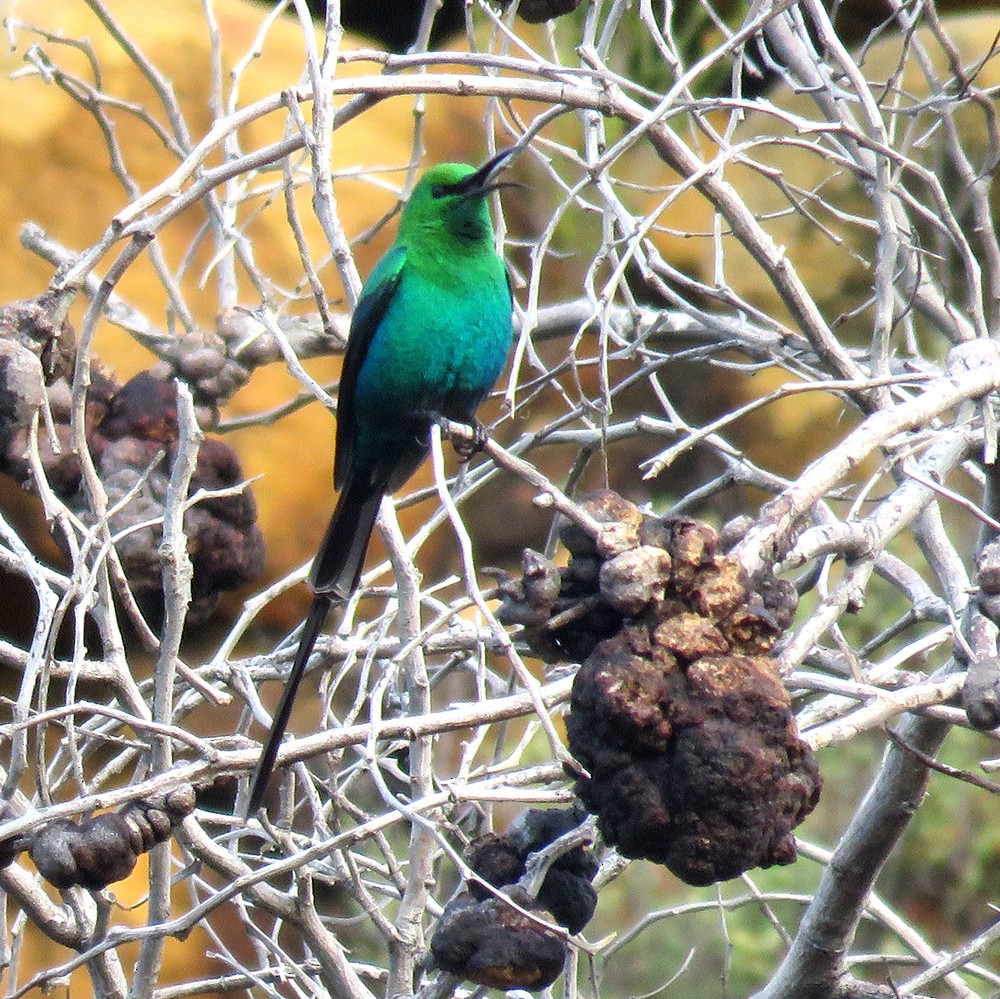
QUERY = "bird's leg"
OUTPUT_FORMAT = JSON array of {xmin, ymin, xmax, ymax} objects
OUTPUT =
[
  {"xmin": 453, "ymin": 417, "xmax": 488, "ymax": 461},
  {"xmin": 430, "ymin": 413, "xmax": 487, "ymax": 460}
]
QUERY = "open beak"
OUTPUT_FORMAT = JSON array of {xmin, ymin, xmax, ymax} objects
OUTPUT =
[{"xmin": 460, "ymin": 147, "xmax": 523, "ymax": 199}]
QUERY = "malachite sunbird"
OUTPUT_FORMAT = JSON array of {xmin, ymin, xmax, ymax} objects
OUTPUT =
[{"xmin": 248, "ymin": 149, "xmax": 516, "ymax": 812}]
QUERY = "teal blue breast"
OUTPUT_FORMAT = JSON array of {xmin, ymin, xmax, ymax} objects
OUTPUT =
[{"xmin": 353, "ymin": 263, "xmax": 512, "ymax": 433}]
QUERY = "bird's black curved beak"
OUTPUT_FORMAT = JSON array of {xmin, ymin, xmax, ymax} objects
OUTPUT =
[{"xmin": 457, "ymin": 147, "xmax": 523, "ymax": 199}]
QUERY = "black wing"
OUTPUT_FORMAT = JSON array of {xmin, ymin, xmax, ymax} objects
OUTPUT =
[{"xmin": 334, "ymin": 245, "xmax": 407, "ymax": 490}]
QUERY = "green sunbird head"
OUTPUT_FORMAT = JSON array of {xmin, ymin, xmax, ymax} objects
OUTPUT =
[{"xmin": 401, "ymin": 148, "xmax": 515, "ymax": 246}]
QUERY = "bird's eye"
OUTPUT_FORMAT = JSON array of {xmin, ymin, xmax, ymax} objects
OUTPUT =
[{"xmin": 431, "ymin": 184, "xmax": 447, "ymax": 199}]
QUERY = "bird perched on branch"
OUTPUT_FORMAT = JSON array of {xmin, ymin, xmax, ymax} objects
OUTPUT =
[{"xmin": 247, "ymin": 150, "xmax": 516, "ymax": 813}]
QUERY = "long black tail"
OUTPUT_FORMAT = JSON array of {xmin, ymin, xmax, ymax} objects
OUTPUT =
[
  {"xmin": 247, "ymin": 594, "xmax": 331, "ymax": 813},
  {"xmin": 246, "ymin": 477, "xmax": 385, "ymax": 814},
  {"xmin": 311, "ymin": 476, "xmax": 386, "ymax": 599}
]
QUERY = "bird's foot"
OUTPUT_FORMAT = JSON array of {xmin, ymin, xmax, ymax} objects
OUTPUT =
[
  {"xmin": 429, "ymin": 414, "xmax": 487, "ymax": 460},
  {"xmin": 451, "ymin": 418, "xmax": 488, "ymax": 461}
]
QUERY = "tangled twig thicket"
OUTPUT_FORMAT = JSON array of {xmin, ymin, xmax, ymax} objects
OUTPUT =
[{"xmin": 0, "ymin": 1, "xmax": 999, "ymax": 998}]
